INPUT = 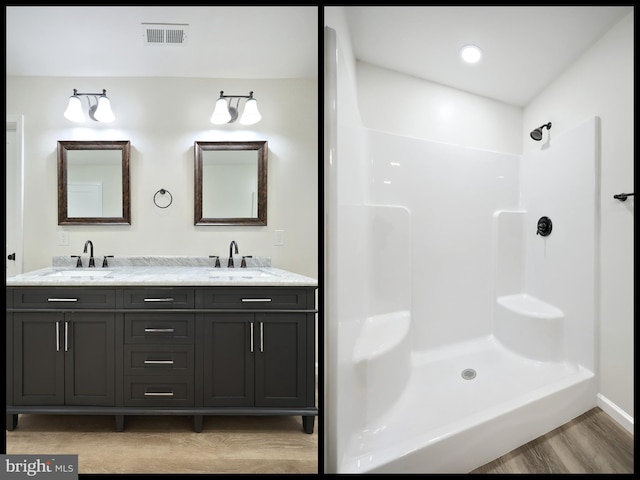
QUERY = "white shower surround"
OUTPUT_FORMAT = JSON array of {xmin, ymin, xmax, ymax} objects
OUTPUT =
[{"xmin": 324, "ymin": 27, "xmax": 599, "ymax": 474}]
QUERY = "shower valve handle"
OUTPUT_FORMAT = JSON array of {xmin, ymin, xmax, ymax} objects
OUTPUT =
[{"xmin": 536, "ymin": 216, "xmax": 552, "ymax": 237}]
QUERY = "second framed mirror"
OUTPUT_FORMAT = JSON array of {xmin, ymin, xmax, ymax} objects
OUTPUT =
[{"xmin": 194, "ymin": 140, "xmax": 268, "ymax": 226}]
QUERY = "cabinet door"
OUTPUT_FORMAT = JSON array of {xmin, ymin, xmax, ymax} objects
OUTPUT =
[
  {"xmin": 13, "ymin": 312, "xmax": 65, "ymax": 405},
  {"xmin": 202, "ymin": 313, "xmax": 254, "ymax": 406},
  {"xmin": 12, "ymin": 312, "xmax": 115, "ymax": 406},
  {"xmin": 254, "ymin": 314, "xmax": 307, "ymax": 407},
  {"xmin": 64, "ymin": 312, "xmax": 115, "ymax": 406}
]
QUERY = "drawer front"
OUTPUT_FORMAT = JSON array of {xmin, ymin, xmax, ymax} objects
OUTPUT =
[
  {"xmin": 202, "ymin": 287, "xmax": 310, "ymax": 309},
  {"xmin": 124, "ymin": 376, "xmax": 194, "ymax": 406},
  {"xmin": 12, "ymin": 288, "xmax": 116, "ymax": 309},
  {"xmin": 124, "ymin": 345, "xmax": 194, "ymax": 375},
  {"xmin": 124, "ymin": 313, "xmax": 194, "ymax": 344},
  {"xmin": 123, "ymin": 288, "xmax": 195, "ymax": 309}
]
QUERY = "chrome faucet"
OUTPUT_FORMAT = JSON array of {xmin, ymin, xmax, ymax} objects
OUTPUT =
[
  {"xmin": 83, "ymin": 240, "xmax": 95, "ymax": 267},
  {"xmin": 228, "ymin": 240, "xmax": 239, "ymax": 268}
]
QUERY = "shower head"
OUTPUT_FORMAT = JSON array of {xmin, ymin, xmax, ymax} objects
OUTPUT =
[{"xmin": 530, "ymin": 122, "xmax": 552, "ymax": 141}]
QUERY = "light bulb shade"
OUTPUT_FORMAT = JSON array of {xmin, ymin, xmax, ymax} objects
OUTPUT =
[
  {"xmin": 64, "ymin": 95, "xmax": 85, "ymax": 122},
  {"xmin": 211, "ymin": 98, "xmax": 232, "ymax": 124},
  {"xmin": 94, "ymin": 96, "xmax": 115, "ymax": 123},
  {"xmin": 240, "ymin": 98, "xmax": 261, "ymax": 125}
]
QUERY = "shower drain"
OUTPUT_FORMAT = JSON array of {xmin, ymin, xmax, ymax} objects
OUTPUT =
[{"xmin": 461, "ymin": 368, "xmax": 477, "ymax": 380}]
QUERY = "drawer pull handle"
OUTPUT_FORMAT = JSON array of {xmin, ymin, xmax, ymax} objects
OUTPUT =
[
  {"xmin": 241, "ymin": 298, "xmax": 272, "ymax": 302},
  {"xmin": 144, "ymin": 328, "xmax": 175, "ymax": 333},
  {"xmin": 144, "ymin": 391, "xmax": 174, "ymax": 397},
  {"xmin": 47, "ymin": 298, "xmax": 78, "ymax": 302},
  {"xmin": 143, "ymin": 298, "xmax": 175, "ymax": 302},
  {"xmin": 144, "ymin": 360, "xmax": 175, "ymax": 365}
]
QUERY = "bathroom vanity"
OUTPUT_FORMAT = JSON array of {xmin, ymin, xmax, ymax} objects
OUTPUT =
[{"xmin": 5, "ymin": 258, "xmax": 318, "ymax": 434}]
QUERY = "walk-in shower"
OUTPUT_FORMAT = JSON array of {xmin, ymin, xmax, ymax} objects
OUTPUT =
[{"xmin": 324, "ymin": 25, "xmax": 598, "ymax": 474}]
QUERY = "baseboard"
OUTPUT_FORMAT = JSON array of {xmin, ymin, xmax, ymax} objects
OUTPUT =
[{"xmin": 597, "ymin": 393, "xmax": 634, "ymax": 435}]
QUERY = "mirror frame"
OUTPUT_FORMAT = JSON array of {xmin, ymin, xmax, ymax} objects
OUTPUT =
[
  {"xmin": 194, "ymin": 140, "xmax": 268, "ymax": 226},
  {"xmin": 57, "ymin": 140, "xmax": 131, "ymax": 225}
]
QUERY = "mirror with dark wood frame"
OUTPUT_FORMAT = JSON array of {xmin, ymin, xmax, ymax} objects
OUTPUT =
[
  {"xmin": 194, "ymin": 140, "xmax": 268, "ymax": 226},
  {"xmin": 57, "ymin": 140, "xmax": 131, "ymax": 225}
]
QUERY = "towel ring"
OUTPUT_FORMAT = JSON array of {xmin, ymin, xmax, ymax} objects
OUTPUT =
[{"xmin": 154, "ymin": 189, "xmax": 173, "ymax": 209}]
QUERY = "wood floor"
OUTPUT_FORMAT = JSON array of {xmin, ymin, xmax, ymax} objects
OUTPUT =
[
  {"xmin": 4, "ymin": 378, "xmax": 320, "ymax": 475},
  {"xmin": 3, "ymin": 407, "xmax": 632, "ymax": 474},
  {"xmin": 4, "ymin": 413, "xmax": 318, "ymax": 474},
  {"xmin": 471, "ymin": 407, "xmax": 634, "ymax": 474}
]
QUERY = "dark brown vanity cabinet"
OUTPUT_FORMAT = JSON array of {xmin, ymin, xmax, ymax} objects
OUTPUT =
[
  {"xmin": 6, "ymin": 284, "xmax": 317, "ymax": 434},
  {"xmin": 12, "ymin": 311, "xmax": 116, "ymax": 406},
  {"xmin": 200, "ymin": 287, "xmax": 317, "ymax": 434},
  {"xmin": 6, "ymin": 288, "xmax": 116, "ymax": 431},
  {"xmin": 123, "ymin": 312, "xmax": 196, "ymax": 408},
  {"xmin": 202, "ymin": 313, "xmax": 307, "ymax": 407},
  {"xmin": 122, "ymin": 288, "xmax": 196, "ymax": 408}
]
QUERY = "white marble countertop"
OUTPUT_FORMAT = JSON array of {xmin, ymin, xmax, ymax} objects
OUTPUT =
[{"xmin": 6, "ymin": 256, "xmax": 318, "ymax": 287}]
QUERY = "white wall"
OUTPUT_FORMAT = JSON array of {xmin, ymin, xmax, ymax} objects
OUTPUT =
[
  {"xmin": 5, "ymin": 76, "xmax": 318, "ymax": 279},
  {"xmin": 520, "ymin": 117, "xmax": 599, "ymax": 372},
  {"xmin": 367, "ymin": 130, "xmax": 520, "ymax": 349},
  {"xmin": 524, "ymin": 11, "xmax": 634, "ymax": 420},
  {"xmin": 324, "ymin": 10, "xmax": 366, "ymax": 472},
  {"xmin": 355, "ymin": 62, "xmax": 523, "ymax": 155}
]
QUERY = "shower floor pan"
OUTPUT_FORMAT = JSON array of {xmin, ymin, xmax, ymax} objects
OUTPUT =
[{"xmin": 341, "ymin": 334, "xmax": 595, "ymax": 474}]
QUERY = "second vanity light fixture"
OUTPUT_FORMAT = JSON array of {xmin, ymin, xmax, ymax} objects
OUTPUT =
[
  {"xmin": 64, "ymin": 89, "xmax": 115, "ymax": 123},
  {"xmin": 210, "ymin": 90, "xmax": 262, "ymax": 125}
]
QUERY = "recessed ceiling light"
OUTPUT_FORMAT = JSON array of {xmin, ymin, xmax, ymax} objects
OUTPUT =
[{"xmin": 460, "ymin": 45, "xmax": 482, "ymax": 64}]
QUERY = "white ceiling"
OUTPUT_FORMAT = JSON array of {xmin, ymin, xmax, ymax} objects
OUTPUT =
[
  {"xmin": 5, "ymin": 6, "xmax": 318, "ymax": 79},
  {"xmin": 6, "ymin": 6, "xmax": 633, "ymax": 108},
  {"xmin": 344, "ymin": 6, "xmax": 633, "ymax": 107}
]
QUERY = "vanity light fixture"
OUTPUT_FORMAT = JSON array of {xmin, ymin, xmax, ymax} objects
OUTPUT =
[
  {"xmin": 210, "ymin": 91, "xmax": 262, "ymax": 125},
  {"xmin": 64, "ymin": 89, "xmax": 115, "ymax": 123}
]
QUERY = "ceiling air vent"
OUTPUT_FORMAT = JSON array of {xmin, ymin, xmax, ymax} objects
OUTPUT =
[{"xmin": 142, "ymin": 23, "xmax": 189, "ymax": 46}]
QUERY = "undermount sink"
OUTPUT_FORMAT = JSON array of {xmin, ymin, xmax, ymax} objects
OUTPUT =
[
  {"xmin": 45, "ymin": 270, "xmax": 113, "ymax": 278},
  {"xmin": 208, "ymin": 268, "xmax": 277, "ymax": 279}
]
